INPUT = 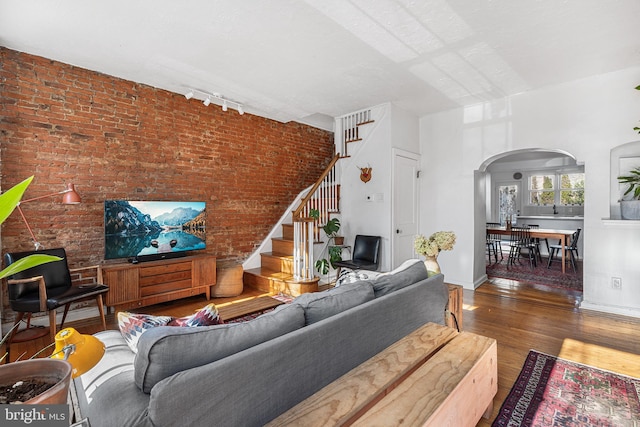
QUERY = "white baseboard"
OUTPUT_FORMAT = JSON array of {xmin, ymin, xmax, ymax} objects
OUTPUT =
[{"xmin": 580, "ymin": 301, "xmax": 640, "ymax": 319}]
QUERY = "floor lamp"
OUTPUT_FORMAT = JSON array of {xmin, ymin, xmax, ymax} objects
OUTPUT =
[
  {"xmin": 6, "ymin": 183, "xmax": 81, "ymax": 342},
  {"xmin": 15, "ymin": 183, "xmax": 81, "ymax": 250}
]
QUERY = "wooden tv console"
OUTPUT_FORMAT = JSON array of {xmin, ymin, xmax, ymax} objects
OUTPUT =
[{"xmin": 101, "ymin": 254, "xmax": 216, "ymax": 311}]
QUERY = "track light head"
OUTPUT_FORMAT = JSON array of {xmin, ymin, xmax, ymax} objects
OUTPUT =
[
  {"xmin": 238, "ymin": 106, "xmax": 244, "ymax": 115},
  {"xmin": 222, "ymin": 101, "xmax": 228, "ymax": 112},
  {"xmin": 203, "ymin": 97, "xmax": 211, "ymax": 107},
  {"xmin": 185, "ymin": 91, "xmax": 194, "ymax": 100}
]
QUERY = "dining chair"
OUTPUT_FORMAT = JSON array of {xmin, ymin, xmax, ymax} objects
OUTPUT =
[
  {"xmin": 507, "ymin": 226, "xmax": 537, "ymax": 269},
  {"xmin": 524, "ymin": 224, "xmax": 547, "ymax": 262},
  {"xmin": 486, "ymin": 229, "xmax": 503, "ymax": 263},
  {"xmin": 547, "ymin": 228, "xmax": 581, "ymax": 273}
]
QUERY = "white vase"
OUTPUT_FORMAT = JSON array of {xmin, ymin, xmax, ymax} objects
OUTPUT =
[{"xmin": 424, "ymin": 255, "xmax": 441, "ymax": 277}]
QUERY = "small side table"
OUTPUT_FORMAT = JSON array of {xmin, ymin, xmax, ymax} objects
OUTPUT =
[{"xmin": 446, "ymin": 283, "xmax": 463, "ymax": 331}]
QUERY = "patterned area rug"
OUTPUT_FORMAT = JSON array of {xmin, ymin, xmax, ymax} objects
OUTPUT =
[
  {"xmin": 486, "ymin": 256, "xmax": 582, "ymax": 292},
  {"xmin": 492, "ymin": 350, "xmax": 640, "ymax": 426}
]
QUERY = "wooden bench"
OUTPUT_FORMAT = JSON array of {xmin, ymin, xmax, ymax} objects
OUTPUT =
[
  {"xmin": 216, "ymin": 296, "xmax": 284, "ymax": 322},
  {"xmin": 267, "ymin": 323, "xmax": 497, "ymax": 426}
]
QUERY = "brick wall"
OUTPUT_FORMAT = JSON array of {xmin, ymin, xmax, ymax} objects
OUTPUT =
[{"xmin": 0, "ymin": 47, "xmax": 334, "ymax": 310}]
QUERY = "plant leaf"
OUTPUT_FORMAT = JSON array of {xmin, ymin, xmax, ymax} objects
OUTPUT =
[
  {"xmin": 0, "ymin": 254, "xmax": 62, "ymax": 280},
  {"xmin": 0, "ymin": 176, "xmax": 33, "ymax": 225}
]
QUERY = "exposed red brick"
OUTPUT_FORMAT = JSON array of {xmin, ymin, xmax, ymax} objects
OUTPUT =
[{"xmin": 0, "ymin": 47, "xmax": 334, "ymax": 300}]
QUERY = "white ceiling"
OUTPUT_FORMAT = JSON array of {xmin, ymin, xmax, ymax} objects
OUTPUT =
[{"xmin": 1, "ymin": 0, "xmax": 639, "ymax": 131}]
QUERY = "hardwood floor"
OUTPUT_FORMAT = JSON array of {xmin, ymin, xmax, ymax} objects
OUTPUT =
[
  {"xmin": 469, "ymin": 278, "xmax": 640, "ymax": 426},
  {"xmin": 3, "ymin": 279, "xmax": 640, "ymax": 426}
]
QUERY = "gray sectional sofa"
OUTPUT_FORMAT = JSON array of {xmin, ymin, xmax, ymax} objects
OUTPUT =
[{"xmin": 74, "ymin": 259, "xmax": 449, "ymax": 427}]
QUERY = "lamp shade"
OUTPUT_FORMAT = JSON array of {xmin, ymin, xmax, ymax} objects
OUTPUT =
[
  {"xmin": 62, "ymin": 184, "xmax": 81, "ymax": 204},
  {"xmin": 51, "ymin": 327, "xmax": 105, "ymax": 378}
]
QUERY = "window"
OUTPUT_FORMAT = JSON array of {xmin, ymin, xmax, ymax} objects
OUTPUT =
[
  {"xmin": 560, "ymin": 173, "xmax": 585, "ymax": 205},
  {"xmin": 529, "ymin": 174, "xmax": 555, "ymax": 205},
  {"xmin": 528, "ymin": 172, "xmax": 585, "ymax": 206}
]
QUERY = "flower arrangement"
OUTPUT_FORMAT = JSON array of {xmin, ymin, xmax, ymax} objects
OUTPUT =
[{"xmin": 414, "ymin": 231, "xmax": 456, "ymax": 258}]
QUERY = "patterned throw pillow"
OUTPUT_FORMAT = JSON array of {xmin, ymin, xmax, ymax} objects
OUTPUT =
[
  {"xmin": 117, "ymin": 312, "xmax": 173, "ymax": 353},
  {"xmin": 335, "ymin": 269, "xmax": 374, "ymax": 287},
  {"xmin": 168, "ymin": 303, "xmax": 223, "ymax": 327},
  {"xmin": 117, "ymin": 303, "xmax": 223, "ymax": 353}
]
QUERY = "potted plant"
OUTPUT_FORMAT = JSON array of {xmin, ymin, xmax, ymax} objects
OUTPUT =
[
  {"xmin": 309, "ymin": 210, "xmax": 343, "ymax": 274},
  {"xmin": 617, "ymin": 166, "xmax": 640, "ymax": 219},
  {"xmin": 0, "ymin": 176, "xmax": 72, "ymax": 404},
  {"xmin": 322, "ymin": 218, "xmax": 343, "ymax": 245}
]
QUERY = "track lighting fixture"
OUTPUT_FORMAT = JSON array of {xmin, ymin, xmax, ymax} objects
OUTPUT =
[{"xmin": 184, "ymin": 88, "xmax": 244, "ymax": 115}]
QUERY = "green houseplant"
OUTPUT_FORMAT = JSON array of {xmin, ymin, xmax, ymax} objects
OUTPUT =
[
  {"xmin": 0, "ymin": 176, "xmax": 72, "ymax": 404},
  {"xmin": 309, "ymin": 210, "xmax": 343, "ymax": 275},
  {"xmin": 617, "ymin": 166, "xmax": 640, "ymax": 219}
]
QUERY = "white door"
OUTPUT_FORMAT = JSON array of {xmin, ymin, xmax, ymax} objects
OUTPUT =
[{"xmin": 392, "ymin": 150, "xmax": 420, "ymax": 268}]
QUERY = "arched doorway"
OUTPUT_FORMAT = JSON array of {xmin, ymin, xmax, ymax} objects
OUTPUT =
[{"xmin": 475, "ymin": 149, "xmax": 584, "ymax": 291}]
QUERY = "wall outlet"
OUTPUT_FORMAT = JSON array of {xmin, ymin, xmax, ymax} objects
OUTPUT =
[{"xmin": 611, "ymin": 277, "xmax": 622, "ymax": 289}]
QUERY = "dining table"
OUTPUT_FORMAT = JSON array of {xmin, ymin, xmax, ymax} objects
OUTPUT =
[{"xmin": 487, "ymin": 226, "xmax": 577, "ymax": 274}]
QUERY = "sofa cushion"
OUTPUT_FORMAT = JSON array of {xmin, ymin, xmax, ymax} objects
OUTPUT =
[
  {"xmin": 118, "ymin": 312, "xmax": 173, "ymax": 353},
  {"xmin": 134, "ymin": 303, "xmax": 305, "ymax": 393},
  {"xmin": 167, "ymin": 303, "xmax": 223, "ymax": 327},
  {"xmin": 371, "ymin": 259, "xmax": 429, "ymax": 297},
  {"xmin": 292, "ymin": 281, "xmax": 375, "ymax": 325}
]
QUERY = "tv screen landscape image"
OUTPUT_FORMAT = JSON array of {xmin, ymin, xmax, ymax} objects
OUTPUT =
[{"xmin": 104, "ymin": 200, "xmax": 206, "ymax": 261}]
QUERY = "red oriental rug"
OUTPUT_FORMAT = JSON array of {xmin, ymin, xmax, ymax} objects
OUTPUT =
[
  {"xmin": 486, "ymin": 256, "xmax": 582, "ymax": 292},
  {"xmin": 492, "ymin": 350, "xmax": 640, "ymax": 426}
]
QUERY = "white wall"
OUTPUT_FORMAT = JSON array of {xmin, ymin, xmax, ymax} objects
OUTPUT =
[
  {"xmin": 419, "ymin": 66, "xmax": 640, "ymax": 317},
  {"xmin": 339, "ymin": 103, "xmax": 419, "ymax": 272}
]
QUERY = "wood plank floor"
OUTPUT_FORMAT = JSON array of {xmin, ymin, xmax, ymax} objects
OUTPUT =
[
  {"xmin": 469, "ymin": 277, "xmax": 640, "ymax": 426},
  {"xmin": 4, "ymin": 278, "xmax": 640, "ymax": 426}
]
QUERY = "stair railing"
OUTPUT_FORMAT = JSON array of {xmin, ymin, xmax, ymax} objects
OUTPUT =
[
  {"xmin": 338, "ymin": 108, "xmax": 373, "ymax": 158},
  {"xmin": 292, "ymin": 153, "xmax": 341, "ymax": 280}
]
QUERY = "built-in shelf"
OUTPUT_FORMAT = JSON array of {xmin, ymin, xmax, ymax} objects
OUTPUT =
[{"xmin": 602, "ymin": 218, "xmax": 640, "ymax": 227}]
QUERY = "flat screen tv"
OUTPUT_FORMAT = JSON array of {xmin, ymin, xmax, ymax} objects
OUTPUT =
[{"xmin": 104, "ymin": 200, "xmax": 206, "ymax": 262}]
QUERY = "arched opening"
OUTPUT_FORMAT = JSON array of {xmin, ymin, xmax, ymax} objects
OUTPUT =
[{"xmin": 474, "ymin": 148, "xmax": 584, "ymax": 293}]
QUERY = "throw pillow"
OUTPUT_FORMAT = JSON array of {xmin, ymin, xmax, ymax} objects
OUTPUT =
[
  {"xmin": 335, "ymin": 269, "xmax": 368, "ymax": 287},
  {"xmin": 168, "ymin": 303, "xmax": 223, "ymax": 327},
  {"xmin": 117, "ymin": 312, "xmax": 173, "ymax": 353}
]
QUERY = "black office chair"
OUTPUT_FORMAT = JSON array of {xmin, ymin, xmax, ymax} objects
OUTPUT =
[
  {"xmin": 3, "ymin": 248, "xmax": 109, "ymax": 356},
  {"xmin": 547, "ymin": 228, "xmax": 581, "ymax": 273},
  {"xmin": 332, "ymin": 235, "xmax": 381, "ymax": 277}
]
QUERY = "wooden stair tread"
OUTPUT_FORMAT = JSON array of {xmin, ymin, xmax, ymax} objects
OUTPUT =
[
  {"xmin": 244, "ymin": 267, "xmax": 317, "ymax": 283},
  {"xmin": 262, "ymin": 251, "xmax": 293, "ymax": 259}
]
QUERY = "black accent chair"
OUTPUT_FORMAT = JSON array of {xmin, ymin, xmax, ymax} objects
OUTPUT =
[
  {"xmin": 332, "ymin": 235, "xmax": 381, "ymax": 277},
  {"xmin": 3, "ymin": 248, "xmax": 109, "ymax": 355}
]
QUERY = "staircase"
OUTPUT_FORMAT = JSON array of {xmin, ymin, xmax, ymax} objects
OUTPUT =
[
  {"xmin": 243, "ymin": 107, "xmax": 375, "ymax": 296},
  {"xmin": 243, "ymin": 223, "xmax": 320, "ymax": 296}
]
